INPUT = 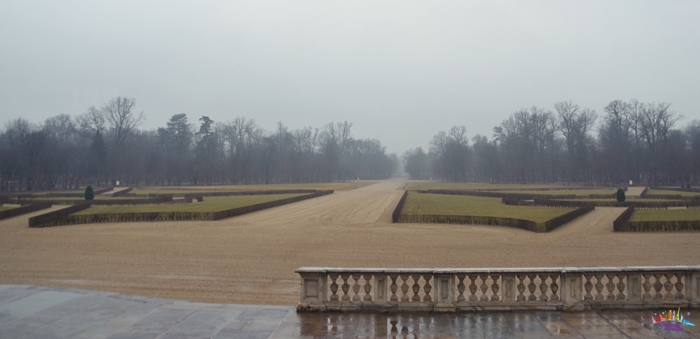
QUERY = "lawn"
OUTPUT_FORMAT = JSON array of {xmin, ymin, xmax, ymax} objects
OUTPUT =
[
  {"xmin": 629, "ymin": 209, "xmax": 700, "ymax": 222},
  {"xmin": 0, "ymin": 206, "xmax": 17, "ymax": 212},
  {"xmin": 646, "ymin": 189, "xmax": 700, "ymax": 197},
  {"xmin": 405, "ymin": 182, "xmax": 568, "ymax": 191},
  {"xmin": 132, "ymin": 182, "xmax": 372, "ymax": 195},
  {"xmin": 402, "ymin": 193, "xmax": 573, "ymax": 223},
  {"xmin": 72, "ymin": 194, "xmax": 308, "ymax": 215}
]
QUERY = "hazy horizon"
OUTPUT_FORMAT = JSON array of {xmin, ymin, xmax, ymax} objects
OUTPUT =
[{"xmin": 1, "ymin": 1, "xmax": 699, "ymax": 154}]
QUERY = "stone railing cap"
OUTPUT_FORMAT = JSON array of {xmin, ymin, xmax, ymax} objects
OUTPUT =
[{"xmin": 296, "ymin": 266, "xmax": 700, "ymax": 275}]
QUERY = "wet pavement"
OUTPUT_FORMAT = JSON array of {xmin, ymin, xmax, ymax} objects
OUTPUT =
[{"xmin": 0, "ymin": 285, "xmax": 698, "ymax": 338}]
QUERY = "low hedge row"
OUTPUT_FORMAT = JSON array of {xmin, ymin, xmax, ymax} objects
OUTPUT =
[
  {"xmin": 392, "ymin": 191, "xmax": 408, "ymax": 222},
  {"xmin": 111, "ymin": 187, "xmax": 133, "ymax": 197},
  {"xmin": 26, "ymin": 190, "xmax": 333, "ymax": 227},
  {"xmin": 0, "ymin": 203, "xmax": 52, "ymax": 220},
  {"xmin": 543, "ymin": 204, "xmax": 595, "ymax": 231},
  {"xmin": 530, "ymin": 199, "xmax": 698, "ymax": 209},
  {"xmin": 623, "ymin": 220, "xmax": 700, "ymax": 231},
  {"xmin": 29, "ymin": 202, "xmax": 92, "ymax": 227},
  {"xmin": 2, "ymin": 197, "xmax": 174, "ymax": 206},
  {"xmin": 397, "ymin": 203, "xmax": 594, "ymax": 233},
  {"xmin": 639, "ymin": 187, "xmax": 649, "ymax": 198},
  {"xmin": 613, "ymin": 205, "xmax": 635, "ymax": 231},
  {"xmin": 421, "ymin": 189, "xmax": 576, "ymax": 200}
]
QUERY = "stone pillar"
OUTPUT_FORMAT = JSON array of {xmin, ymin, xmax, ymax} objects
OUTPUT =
[
  {"xmin": 689, "ymin": 271, "xmax": 700, "ymax": 307},
  {"xmin": 374, "ymin": 274, "xmax": 388, "ymax": 304},
  {"xmin": 627, "ymin": 274, "xmax": 642, "ymax": 302},
  {"xmin": 562, "ymin": 273, "xmax": 584, "ymax": 311},
  {"xmin": 297, "ymin": 270, "xmax": 327, "ymax": 312},
  {"xmin": 502, "ymin": 275, "xmax": 516, "ymax": 302},
  {"xmin": 434, "ymin": 273, "xmax": 456, "ymax": 312}
]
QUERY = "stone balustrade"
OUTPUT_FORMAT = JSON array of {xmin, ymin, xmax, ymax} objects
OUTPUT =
[{"xmin": 296, "ymin": 266, "xmax": 700, "ymax": 312}]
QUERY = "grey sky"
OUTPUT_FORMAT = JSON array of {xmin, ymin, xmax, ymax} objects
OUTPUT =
[{"xmin": 1, "ymin": 0, "xmax": 698, "ymax": 154}]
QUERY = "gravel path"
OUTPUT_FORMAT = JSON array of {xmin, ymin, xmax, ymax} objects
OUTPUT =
[{"xmin": 0, "ymin": 180, "xmax": 698, "ymax": 306}]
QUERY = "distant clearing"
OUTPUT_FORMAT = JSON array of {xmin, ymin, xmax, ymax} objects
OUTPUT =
[
  {"xmin": 630, "ymin": 209, "xmax": 700, "ymax": 222},
  {"xmin": 402, "ymin": 192, "xmax": 573, "ymax": 223},
  {"xmin": 72, "ymin": 194, "xmax": 307, "ymax": 215}
]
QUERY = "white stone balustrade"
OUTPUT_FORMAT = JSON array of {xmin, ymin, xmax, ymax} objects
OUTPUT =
[{"xmin": 296, "ymin": 266, "xmax": 700, "ymax": 312}]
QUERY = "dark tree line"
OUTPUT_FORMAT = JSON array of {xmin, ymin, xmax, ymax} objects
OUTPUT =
[
  {"xmin": 0, "ymin": 97, "xmax": 398, "ymax": 190},
  {"xmin": 404, "ymin": 100, "xmax": 700, "ymax": 186}
]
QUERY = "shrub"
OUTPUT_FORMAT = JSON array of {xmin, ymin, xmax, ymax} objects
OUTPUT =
[
  {"xmin": 616, "ymin": 188, "xmax": 625, "ymax": 202},
  {"xmin": 85, "ymin": 186, "xmax": 94, "ymax": 201}
]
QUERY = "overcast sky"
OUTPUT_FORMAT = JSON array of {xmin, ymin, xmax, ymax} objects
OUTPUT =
[{"xmin": 1, "ymin": 0, "xmax": 698, "ymax": 154}]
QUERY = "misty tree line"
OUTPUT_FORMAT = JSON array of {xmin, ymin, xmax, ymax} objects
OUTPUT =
[
  {"xmin": 0, "ymin": 97, "xmax": 398, "ymax": 190},
  {"xmin": 404, "ymin": 100, "xmax": 700, "ymax": 186}
]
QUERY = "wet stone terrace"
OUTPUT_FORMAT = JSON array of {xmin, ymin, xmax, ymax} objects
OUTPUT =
[{"xmin": 1, "ymin": 285, "xmax": 699, "ymax": 339}]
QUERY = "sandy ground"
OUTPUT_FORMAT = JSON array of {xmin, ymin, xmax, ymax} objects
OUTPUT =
[
  {"xmin": 0, "ymin": 180, "xmax": 698, "ymax": 306},
  {"xmin": 625, "ymin": 186, "xmax": 646, "ymax": 198}
]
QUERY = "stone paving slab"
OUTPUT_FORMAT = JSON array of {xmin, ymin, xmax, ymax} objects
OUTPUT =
[{"xmin": 0, "ymin": 285, "xmax": 698, "ymax": 338}]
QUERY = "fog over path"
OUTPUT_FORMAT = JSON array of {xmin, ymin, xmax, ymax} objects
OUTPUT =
[{"xmin": 1, "ymin": 180, "xmax": 698, "ymax": 306}]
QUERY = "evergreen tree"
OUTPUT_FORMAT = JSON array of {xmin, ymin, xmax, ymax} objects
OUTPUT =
[
  {"xmin": 84, "ymin": 185, "xmax": 94, "ymax": 200},
  {"xmin": 616, "ymin": 188, "xmax": 626, "ymax": 202}
]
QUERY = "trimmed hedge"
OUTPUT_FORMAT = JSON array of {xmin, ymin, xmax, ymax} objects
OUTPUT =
[
  {"xmin": 392, "ymin": 191, "xmax": 408, "ymax": 222},
  {"xmin": 543, "ymin": 204, "xmax": 595, "ymax": 232},
  {"xmin": 111, "ymin": 187, "xmax": 133, "ymax": 197},
  {"xmin": 2, "ymin": 197, "xmax": 174, "ymax": 206},
  {"xmin": 0, "ymin": 203, "xmax": 52, "ymax": 220},
  {"xmin": 29, "ymin": 202, "xmax": 92, "ymax": 227},
  {"xmin": 531, "ymin": 198, "xmax": 697, "ymax": 209},
  {"xmin": 397, "ymin": 204, "xmax": 594, "ymax": 233},
  {"xmin": 25, "ymin": 190, "xmax": 333, "ymax": 227},
  {"xmin": 612, "ymin": 205, "xmax": 635, "ymax": 231},
  {"xmin": 623, "ymin": 220, "xmax": 700, "ymax": 231},
  {"xmin": 639, "ymin": 187, "xmax": 649, "ymax": 198},
  {"xmin": 422, "ymin": 189, "xmax": 576, "ymax": 200}
]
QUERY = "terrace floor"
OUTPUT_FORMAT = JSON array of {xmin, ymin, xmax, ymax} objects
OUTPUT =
[{"xmin": 1, "ymin": 285, "xmax": 698, "ymax": 339}]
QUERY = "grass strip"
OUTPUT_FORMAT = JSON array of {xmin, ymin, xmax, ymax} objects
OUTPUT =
[{"xmin": 630, "ymin": 209, "xmax": 700, "ymax": 222}]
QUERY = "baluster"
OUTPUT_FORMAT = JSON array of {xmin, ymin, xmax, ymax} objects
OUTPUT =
[
  {"xmin": 491, "ymin": 275, "xmax": 500, "ymax": 301},
  {"xmin": 468, "ymin": 275, "xmax": 479, "ymax": 301},
  {"xmin": 664, "ymin": 273, "xmax": 674, "ymax": 300},
  {"xmin": 642, "ymin": 274, "xmax": 652, "ymax": 300},
  {"xmin": 480, "ymin": 275, "xmax": 489, "ymax": 301},
  {"xmin": 606, "ymin": 274, "xmax": 616, "ymax": 300},
  {"xmin": 583, "ymin": 274, "xmax": 593, "ymax": 301},
  {"xmin": 352, "ymin": 274, "xmax": 361, "ymax": 302},
  {"xmin": 674, "ymin": 273, "xmax": 685, "ymax": 300},
  {"xmin": 527, "ymin": 274, "xmax": 537, "ymax": 301},
  {"xmin": 616, "ymin": 274, "xmax": 626, "ymax": 301},
  {"xmin": 539, "ymin": 274, "xmax": 549, "ymax": 302},
  {"xmin": 411, "ymin": 275, "xmax": 421, "ymax": 302},
  {"xmin": 594, "ymin": 274, "xmax": 605, "ymax": 301},
  {"xmin": 341, "ymin": 274, "xmax": 350, "ymax": 301},
  {"xmin": 516, "ymin": 275, "xmax": 526, "ymax": 301},
  {"xmin": 363, "ymin": 274, "xmax": 373, "ymax": 302},
  {"xmin": 400, "ymin": 274, "xmax": 409, "ymax": 302},
  {"xmin": 329, "ymin": 274, "xmax": 339, "ymax": 302},
  {"xmin": 653, "ymin": 274, "xmax": 663, "ymax": 300},
  {"xmin": 456, "ymin": 274, "xmax": 466, "ymax": 302},
  {"xmin": 549, "ymin": 274, "xmax": 559, "ymax": 301},
  {"xmin": 423, "ymin": 275, "xmax": 432, "ymax": 302},
  {"xmin": 389, "ymin": 274, "xmax": 399, "ymax": 302}
]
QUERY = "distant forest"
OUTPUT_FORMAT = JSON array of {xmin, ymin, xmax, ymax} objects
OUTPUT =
[
  {"xmin": 404, "ymin": 100, "xmax": 700, "ymax": 187},
  {"xmin": 0, "ymin": 97, "xmax": 398, "ymax": 190}
]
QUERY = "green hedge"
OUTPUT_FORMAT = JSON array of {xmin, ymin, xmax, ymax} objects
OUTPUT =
[
  {"xmin": 111, "ymin": 187, "xmax": 133, "ymax": 197},
  {"xmin": 613, "ymin": 205, "xmax": 635, "ymax": 231},
  {"xmin": 26, "ymin": 191, "xmax": 333, "ymax": 227},
  {"xmin": 543, "ymin": 204, "xmax": 594, "ymax": 231},
  {"xmin": 396, "ymin": 204, "xmax": 594, "ymax": 233},
  {"xmin": 422, "ymin": 189, "xmax": 576, "ymax": 200},
  {"xmin": 0, "ymin": 203, "xmax": 52, "ymax": 220},
  {"xmin": 623, "ymin": 220, "xmax": 700, "ymax": 231},
  {"xmin": 29, "ymin": 202, "xmax": 92, "ymax": 227},
  {"xmin": 392, "ymin": 191, "xmax": 408, "ymax": 222},
  {"xmin": 531, "ymin": 198, "xmax": 696, "ymax": 209}
]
